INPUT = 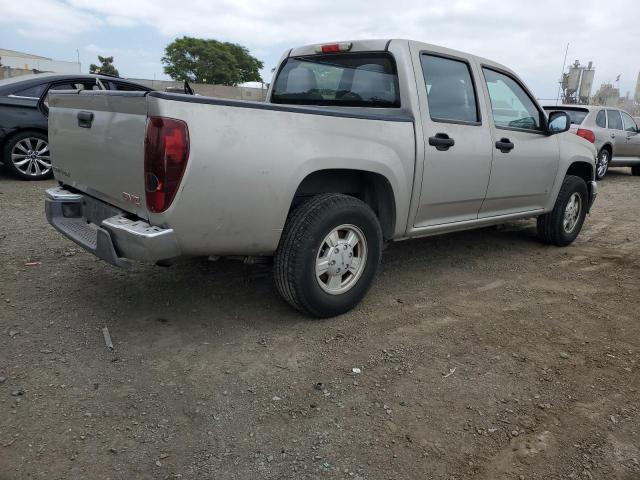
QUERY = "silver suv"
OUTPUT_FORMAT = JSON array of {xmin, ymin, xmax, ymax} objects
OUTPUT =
[{"xmin": 543, "ymin": 105, "xmax": 640, "ymax": 179}]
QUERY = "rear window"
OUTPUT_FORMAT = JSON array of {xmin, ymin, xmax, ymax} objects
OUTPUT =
[
  {"xmin": 544, "ymin": 107, "xmax": 588, "ymax": 125},
  {"xmin": 271, "ymin": 53, "xmax": 400, "ymax": 107}
]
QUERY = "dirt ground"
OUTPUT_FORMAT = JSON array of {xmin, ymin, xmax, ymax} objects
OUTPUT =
[{"xmin": 1, "ymin": 167, "xmax": 639, "ymax": 480}]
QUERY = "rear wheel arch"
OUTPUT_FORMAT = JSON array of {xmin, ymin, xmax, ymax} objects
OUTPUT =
[
  {"xmin": 3, "ymin": 127, "xmax": 48, "ymax": 145},
  {"xmin": 288, "ymin": 169, "xmax": 397, "ymax": 241},
  {"xmin": 600, "ymin": 143, "xmax": 613, "ymax": 155},
  {"xmin": 1, "ymin": 127, "xmax": 48, "ymax": 155}
]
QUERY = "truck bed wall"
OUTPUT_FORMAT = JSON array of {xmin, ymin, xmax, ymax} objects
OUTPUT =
[{"xmin": 147, "ymin": 94, "xmax": 416, "ymax": 256}]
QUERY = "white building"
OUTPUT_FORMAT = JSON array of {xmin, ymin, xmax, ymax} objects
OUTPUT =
[{"xmin": 0, "ymin": 48, "xmax": 80, "ymax": 74}]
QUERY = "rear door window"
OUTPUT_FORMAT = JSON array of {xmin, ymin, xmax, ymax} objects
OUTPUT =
[
  {"xmin": 606, "ymin": 110, "xmax": 623, "ymax": 130},
  {"xmin": 596, "ymin": 109, "xmax": 607, "ymax": 128},
  {"xmin": 621, "ymin": 111, "xmax": 638, "ymax": 132},
  {"xmin": 420, "ymin": 54, "xmax": 479, "ymax": 123},
  {"xmin": 271, "ymin": 53, "xmax": 400, "ymax": 107}
]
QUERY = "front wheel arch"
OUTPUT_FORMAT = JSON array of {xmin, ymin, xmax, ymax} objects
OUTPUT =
[{"xmin": 537, "ymin": 175, "xmax": 588, "ymax": 246}]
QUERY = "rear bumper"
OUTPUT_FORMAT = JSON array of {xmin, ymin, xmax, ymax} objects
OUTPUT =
[{"xmin": 45, "ymin": 186, "xmax": 180, "ymax": 267}]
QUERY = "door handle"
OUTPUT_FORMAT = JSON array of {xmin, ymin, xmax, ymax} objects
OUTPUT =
[
  {"xmin": 495, "ymin": 138, "xmax": 515, "ymax": 153},
  {"xmin": 428, "ymin": 133, "xmax": 455, "ymax": 151},
  {"xmin": 77, "ymin": 111, "xmax": 94, "ymax": 128}
]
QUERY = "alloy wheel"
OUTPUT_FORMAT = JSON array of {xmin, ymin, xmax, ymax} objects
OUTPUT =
[
  {"xmin": 11, "ymin": 137, "xmax": 51, "ymax": 177},
  {"xmin": 315, "ymin": 224, "xmax": 368, "ymax": 295},
  {"xmin": 596, "ymin": 150, "xmax": 609, "ymax": 178},
  {"xmin": 563, "ymin": 192, "xmax": 582, "ymax": 234}
]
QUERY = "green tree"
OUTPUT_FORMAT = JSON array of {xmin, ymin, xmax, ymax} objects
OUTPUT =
[
  {"xmin": 161, "ymin": 37, "xmax": 263, "ymax": 86},
  {"xmin": 89, "ymin": 56, "xmax": 119, "ymax": 76}
]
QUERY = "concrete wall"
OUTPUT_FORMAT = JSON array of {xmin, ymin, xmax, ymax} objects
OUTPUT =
[
  {"xmin": 0, "ymin": 55, "xmax": 80, "ymax": 74},
  {"xmin": 127, "ymin": 78, "xmax": 267, "ymax": 101},
  {"xmin": 0, "ymin": 66, "xmax": 37, "ymax": 80}
]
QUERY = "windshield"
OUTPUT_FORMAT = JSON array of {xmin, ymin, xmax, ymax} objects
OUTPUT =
[{"xmin": 271, "ymin": 53, "xmax": 400, "ymax": 107}]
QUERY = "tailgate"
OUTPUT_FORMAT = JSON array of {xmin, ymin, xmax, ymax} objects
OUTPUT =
[{"xmin": 48, "ymin": 90, "xmax": 149, "ymax": 220}]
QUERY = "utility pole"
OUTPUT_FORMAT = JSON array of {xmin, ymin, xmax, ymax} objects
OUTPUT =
[
  {"xmin": 76, "ymin": 49, "xmax": 81, "ymax": 72},
  {"xmin": 556, "ymin": 42, "xmax": 569, "ymax": 105}
]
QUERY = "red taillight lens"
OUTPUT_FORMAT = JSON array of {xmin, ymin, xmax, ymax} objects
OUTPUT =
[
  {"xmin": 316, "ymin": 42, "xmax": 352, "ymax": 54},
  {"xmin": 576, "ymin": 128, "xmax": 595, "ymax": 143},
  {"xmin": 321, "ymin": 44, "xmax": 341, "ymax": 53},
  {"xmin": 144, "ymin": 117, "xmax": 189, "ymax": 213}
]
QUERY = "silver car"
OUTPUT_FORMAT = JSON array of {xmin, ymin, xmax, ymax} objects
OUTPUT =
[{"xmin": 544, "ymin": 105, "xmax": 640, "ymax": 179}]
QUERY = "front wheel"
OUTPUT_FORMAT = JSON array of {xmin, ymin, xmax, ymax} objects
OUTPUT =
[
  {"xmin": 537, "ymin": 175, "xmax": 588, "ymax": 246},
  {"xmin": 632, "ymin": 165, "xmax": 640, "ymax": 176},
  {"xmin": 274, "ymin": 193, "xmax": 383, "ymax": 318}
]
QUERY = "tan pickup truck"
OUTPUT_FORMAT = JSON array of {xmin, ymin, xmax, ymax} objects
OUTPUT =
[{"xmin": 45, "ymin": 39, "xmax": 597, "ymax": 317}]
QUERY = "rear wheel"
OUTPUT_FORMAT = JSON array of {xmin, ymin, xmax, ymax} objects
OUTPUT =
[
  {"xmin": 274, "ymin": 193, "xmax": 383, "ymax": 318},
  {"xmin": 537, "ymin": 175, "xmax": 588, "ymax": 246},
  {"xmin": 595, "ymin": 147, "xmax": 610, "ymax": 180},
  {"xmin": 632, "ymin": 165, "xmax": 640, "ymax": 176},
  {"xmin": 2, "ymin": 130, "xmax": 52, "ymax": 180}
]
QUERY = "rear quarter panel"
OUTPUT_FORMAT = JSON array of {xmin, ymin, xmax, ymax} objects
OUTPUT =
[
  {"xmin": 148, "ymin": 97, "xmax": 415, "ymax": 256},
  {"xmin": 0, "ymin": 98, "xmax": 47, "ymax": 148}
]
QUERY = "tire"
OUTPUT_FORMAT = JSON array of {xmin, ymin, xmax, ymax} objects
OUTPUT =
[
  {"xmin": 595, "ymin": 147, "xmax": 610, "ymax": 180},
  {"xmin": 2, "ymin": 130, "xmax": 52, "ymax": 180},
  {"xmin": 537, "ymin": 175, "xmax": 588, "ymax": 246},
  {"xmin": 274, "ymin": 193, "xmax": 383, "ymax": 318},
  {"xmin": 632, "ymin": 166, "xmax": 640, "ymax": 176}
]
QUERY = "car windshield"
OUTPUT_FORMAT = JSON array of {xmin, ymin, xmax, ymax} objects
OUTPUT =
[
  {"xmin": 271, "ymin": 53, "xmax": 400, "ymax": 107},
  {"xmin": 544, "ymin": 108, "xmax": 588, "ymax": 125}
]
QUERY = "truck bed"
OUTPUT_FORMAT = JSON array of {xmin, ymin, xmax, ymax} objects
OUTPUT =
[{"xmin": 48, "ymin": 90, "xmax": 416, "ymax": 256}]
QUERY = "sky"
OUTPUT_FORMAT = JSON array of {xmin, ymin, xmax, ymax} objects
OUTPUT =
[{"xmin": 1, "ymin": 0, "xmax": 639, "ymax": 101}]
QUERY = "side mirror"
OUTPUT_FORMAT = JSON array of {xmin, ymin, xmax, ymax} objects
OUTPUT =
[{"xmin": 547, "ymin": 111, "xmax": 570, "ymax": 134}]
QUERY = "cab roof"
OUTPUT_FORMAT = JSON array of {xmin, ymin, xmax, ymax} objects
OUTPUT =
[{"xmin": 288, "ymin": 38, "xmax": 516, "ymax": 76}]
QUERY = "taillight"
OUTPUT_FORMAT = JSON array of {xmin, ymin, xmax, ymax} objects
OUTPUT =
[
  {"xmin": 315, "ymin": 42, "xmax": 352, "ymax": 54},
  {"xmin": 144, "ymin": 117, "xmax": 189, "ymax": 213},
  {"xmin": 576, "ymin": 128, "xmax": 595, "ymax": 143}
]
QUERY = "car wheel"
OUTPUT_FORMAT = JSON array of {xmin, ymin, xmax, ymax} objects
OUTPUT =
[
  {"xmin": 632, "ymin": 165, "xmax": 640, "ymax": 176},
  {"xmin": 595, "ymin": 148, "xmax": 610, "ymax": 180},
  {"xmin": 274, "ymin": 193, "xmax": 383, "ymax": 318},
  {"xmin": 536, "ymin": 175, "xmax": 588, "ymax": 246},
  {"xmin": 2, "ymin": 130, "xmax": 52, "ymax": 180}
]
